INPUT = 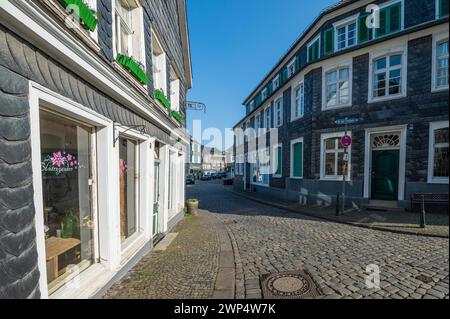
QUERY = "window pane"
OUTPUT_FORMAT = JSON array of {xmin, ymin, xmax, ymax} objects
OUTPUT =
[
  {"xmin": 337, "ymin": 152, "xmax": 348, "ymax": 175},
  {"xmin": 119, "ymin": 137, "xmax": 137, "ymax": 241},
  {"xmin": 435, "ymin": 128, "xmax": 449, "ymax": 144},
  {"xmin": 434, "ymin": 147, "xmax": 449, "ymax": 177},
  {"xmin": 40, "ymin": 111, "xmax": 95, "ymax": 291},
  {"xmin": 339, "ymin": 68, "xmax": 349, "ymax": 80},
  {"xmin": 327, "ymin": 84, "xmax": 337, "ymax": 106},
  {"xmin": 390, "ymin": 54, "xmax": 402, "ymax": 67},
  {"xmin": 325, "ymin": 153, "xmax": 336, "ymax": 175},
  {"xmin": 374, "ymin": 73, "xmax": 386, "ymax": 97},
  {"xmin": 326, "ymin": 71, "xmax": 337, "ymax": 83},
  {"xmin": 375, "ymin": 57, "xmax": 387, "ymax": 70},
  {"xmin": 348, "ymin": 23, "xmax": 356, "ymax": 46},
  {"xmin": 437, "ymin": 41, "xmax": 448, "ymax": 56},
  {"xmin": 325, "ymin": 138, "xmax": 337, "ymax": 150},
  {"xmin": 389, "ymin": 69, "xmax": 401, "ymax": 95}
]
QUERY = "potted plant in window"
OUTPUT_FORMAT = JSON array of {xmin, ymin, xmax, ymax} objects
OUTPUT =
[
  {"xmin": 186, "ymin": 199, "xmax": 199, "ymax": 216},
  {"xmin": 61, "ymin": 208, "xmax": 80, "ymax": 239}
]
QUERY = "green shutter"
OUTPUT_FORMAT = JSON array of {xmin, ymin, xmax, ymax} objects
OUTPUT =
[
  {"xmin": 440, "ymin": 0, "xmax": 449, "ymax": 18},
  {"xmin": 282, "ymin": 69, "xmax": 288, "ymax": 83},
  {"xmin": 276, "ymin": 146, "xmax": 282, "ymax": 175},
  {"xmin": 324, "ymin": 28, "xmax": 334, "ymax": 55},
  {"xmin": 376, "ymin": 7, "xmax": 388, "ymax": 38},
  {"xmin": 389, "ymin": 2, "xmax": 401, "ymax": 33},
  {"xmin": 314, "ymin": 40, "xmax": 320, "ymax": 61},
  {"xmin": 358, "ymin": 14, "xmax": 371, "ymax": 43},
  {"xmin": 293, "ymin": 142, "xmax": 303, "ymax": 177},
  {"xmin": 308, "ymin": 45, "xmax": 314, "ymax": 62},
  {"xmin": 295, "ymin": 56, "xmax": 300, "ymax": 72}
]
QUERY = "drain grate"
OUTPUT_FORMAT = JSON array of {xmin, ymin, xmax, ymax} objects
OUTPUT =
[
  {"xmin": 416, "ymin": 275, "xmax": 433, "ymax": 284},
  {"xmin": 260, "ymin": 271, "xmax": 323, "ymax": 299}
]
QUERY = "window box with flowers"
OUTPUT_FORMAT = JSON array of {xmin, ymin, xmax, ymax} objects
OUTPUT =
[
  {"xmin": 116, "ymin": 54, "xmax": 149, "ymax": 85},
  {"xmin": 58, "ymin": 0, "xmax": 98, "ymax": 32},
  {"xmin": 154, "ymin": 89, "xmax": 171, "ymax": 109},
  {"xmin": 171, "ymin": 110, "xmax": 183, "ymax": 123}
]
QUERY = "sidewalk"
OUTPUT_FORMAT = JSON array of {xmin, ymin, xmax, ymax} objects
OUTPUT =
[
  {"xmin": 230, "ymin": 189, "xmax": 449, "ymax": 238},
  {"xmin": 102, "ymin": 211, "xmax": 235, "ymax": 299}
]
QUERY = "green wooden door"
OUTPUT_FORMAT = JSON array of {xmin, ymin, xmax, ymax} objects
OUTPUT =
[
  {"xmin": 371, "ymin": 150, "xmax": 400, "ymax": 200},
  {"xmin": 152, "ymin": 162, "xmax": 160, "ymax": 237}
]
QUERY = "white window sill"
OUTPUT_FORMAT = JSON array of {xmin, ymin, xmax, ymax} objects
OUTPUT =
[
  {"xmin": 428, "ymin": 177, "xmax": 449, "ymax": 184},
  {"xmin": 251, "ymin": 182, "xmax": 269, "ymax": 187},
  {"xmin": 321, "ymin": 103, "xmax": 352, "ymax": 111},
  {"xmin": 290, "ymin": 176, "xmax": 303, "ymax": 180},
  {"xmin": 368, "ymin": 94, "xmax": 406, "ymax": 104},
  {"xmin": 431, "ymin": 86, "xmax": 449, "ymax": 93},
  {"xmin": 272, "ymin": 174, "xmax": 283, "ymax": 178},
  {"xmin": 320, "ymin": 176, "xmax": 351, "ymax": 182},
  {"xmin": 291, "ymin": 115, "xmax": 304, "ymax": 122},
  {"xmin": 121, "ymin": 232, "xmax": 148, "ymax": 264}
]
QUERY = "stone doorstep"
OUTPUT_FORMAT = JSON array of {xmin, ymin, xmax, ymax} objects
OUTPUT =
[{"xmin": 153, "ymin": 233, "xmax": 178, "ymax": 251}]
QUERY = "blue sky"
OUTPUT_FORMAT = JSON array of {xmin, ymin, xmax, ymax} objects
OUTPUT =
[{"xmin": 186, "ymin": 0, "xmax": 336, "ymax": 150}]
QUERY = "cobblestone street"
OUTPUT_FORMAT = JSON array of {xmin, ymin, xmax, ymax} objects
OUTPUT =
[
  {"xmin": 104, "ymin": 180, "xmax": 449, "ymax": 299},
  {"xmin": 190, "ymin": 181, "xmax": 449, "ymax": 300}
]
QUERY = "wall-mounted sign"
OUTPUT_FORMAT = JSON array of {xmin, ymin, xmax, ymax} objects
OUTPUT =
[
  {"xmin": 41, "ymin": 151, "xmax": 79, "ymax": 176},
  {"xmin": 335, "ymin": 118, "xmax": 359, "ymax": 125}
]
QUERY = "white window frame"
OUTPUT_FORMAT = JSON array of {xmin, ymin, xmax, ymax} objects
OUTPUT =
[
  {"xmin": 307, "ymin": 34, "xmax": 321, "ymax": 63},
  {"xmin": 320, "ymin": 132, "xmax": 352, "ymax": 181},
  {"xmin": 274, "ymin": 96, "xmax": 283, "ymax": 128},
  {"xmin": 261, "ymin": 88, "xmax": 268, "ymax": 101},
  {"xmin": 152, "ymin": 30, "xmax": 168, "ymax": 95},
  {"xmin": 368, "ymin": 45, "xmax": 407, "ymax": 103},
  {"xmin": 272, "ymin": 75, "xmax": 280, "ymax": 91},
  {"xmin": 333, "ymin": 14, "xmax": 358, "ymax": 51},
  {"xmin": 287, "ymin": 58, "xmax": 296, "ymax": 78},
  {"xmin": 322, "ymin": 60, "xmax": 352, "ymax": 110},
  {"xmin": 428, "ymin": 121, "xmax": 450, "ymax": 184},
  {"xmin": 272, "ymin": 143, "xmax": 283, "ymax": 178},
  {"xmin": 291, "ymin": 80, "xmax": 305, "ymax": 121},
  {"xmin": 112, "ymin": 0, "xmax": 146, "ymax": 68},
  {"xmin": 432, "ymin": 32, "xmax": 449, "ymax": 92},
  {"xmin": 290, "ymin": 137, "xmax": 304, "ymax": 179},
  {"xmin": 255, "ymin": 112, "xmax": 261, "ymax": 137},
  {"xmin": 264, "ymin": 104, "xmax": 272, "ymax": 130},
  {"xmin": 28, "ymin": 82, "xmax": 154, "ymax": 299}
]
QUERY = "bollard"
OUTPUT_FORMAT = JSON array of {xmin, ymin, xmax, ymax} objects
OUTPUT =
[
  {"xmin": 336, "ymin": 192, "xmax": 340, "ymax": 216},
  {"xmin": 420, "ymin": 195, "xmax": 426, "ymax": 229}
]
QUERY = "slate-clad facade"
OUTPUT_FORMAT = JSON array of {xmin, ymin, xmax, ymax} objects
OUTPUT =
[
  {"xmin": 0, "ymin": 0, "xmax": 192, "ymax": 298},
  {"xmin": 234, "ymin": 0, "xmax": 449, "ymax": 209}
]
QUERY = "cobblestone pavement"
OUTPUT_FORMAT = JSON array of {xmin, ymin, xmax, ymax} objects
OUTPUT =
[
  {"xmin": 188, "ymin": 181, "xmax": 450, "ymax": 300},
  {"xmin": 103, "ymin": 212, "xmax": 221, "ymax": 299}
]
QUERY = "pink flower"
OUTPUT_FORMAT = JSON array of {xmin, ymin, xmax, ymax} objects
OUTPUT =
[
  {"xmin": 67, "ymin": 154, "xmax": 73, "ymax": 161},
  {"xmin": 51, "ymin": 151, "xmax": 64, "ymax": 167}
]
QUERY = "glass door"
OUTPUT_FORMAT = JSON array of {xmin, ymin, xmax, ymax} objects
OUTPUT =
[{"xmin": 152, "ymin": 161, "xmax": 160, "ymax": 237}]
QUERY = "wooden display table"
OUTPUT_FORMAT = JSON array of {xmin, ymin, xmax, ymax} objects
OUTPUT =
[{"xmin": 45, "ymin": 237, "xmax": 81, "ymax": 282}]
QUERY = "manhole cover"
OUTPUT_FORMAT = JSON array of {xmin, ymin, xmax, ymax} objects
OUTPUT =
[{"xmin": 260, "ymin": 271, "xmax": 323, "ymax": 299}]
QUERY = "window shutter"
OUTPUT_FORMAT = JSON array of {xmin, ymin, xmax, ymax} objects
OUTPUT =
[
  {"xmin": 324, "ymin": 28, "xmax": 334, "ymax": 55},
  {"xmin": 358, "ymin": 14, "xmax": 371, "ymax": 43},
  {"xmin": 308, "ymin": 45, "xmax": 314, "ymax": 62},
  {"xmin": 440, "ymin": 0, "xmax": 449, "ymax": 18},
  {"xmin": 268, "ymin": 82, "xmax": 273, "ymax": 95},
  {"xmin": 376, "ymin": 7, "xmax": 388, "ymax": 38},
  {"xmin": 276, "ymin": 146, "xmax": 282, "ymax": 175},
  {"xmin": 389, "ymin": 2, "xmax": 401, "ymax": 33},
  {"xmin": 314, "ymin": 41, "xmax": 320, "ymax": 61},
  {"xmin": 295, "ymin": 56, "xmax": 300, "ymax": 72},
  {"xmin": 293, "ymin": 142, "xmax": 303, "ymax": 177}
]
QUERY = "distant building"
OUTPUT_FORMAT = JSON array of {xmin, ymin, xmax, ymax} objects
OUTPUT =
[
  {"xmin": 187, "ymin": 138, "xmax": 202, "ymax": 178},
  {"xmin": 202, "ymin": 146, "xmax": 227, "ymax": 173}
]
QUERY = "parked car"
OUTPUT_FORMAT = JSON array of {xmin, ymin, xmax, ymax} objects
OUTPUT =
[
  {"xmin": 186, "ymin": 174, "xmax": 195, "ymax": 185},
  {"xmin": 200, "ymin": 173, "xmax": 212, "ymax": 181}
]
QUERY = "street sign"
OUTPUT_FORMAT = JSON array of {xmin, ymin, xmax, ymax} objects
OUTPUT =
[
  {"xmin": 335, "ymin": 118, "xmax": 359, "ymax": 125},
  {"xmin": 341, "ymin": 134, "xmax": 352, "ymax": 148}
]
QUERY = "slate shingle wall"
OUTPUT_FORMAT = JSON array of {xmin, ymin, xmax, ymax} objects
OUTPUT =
[{"xmin": 0, "ymin": 65, "xmax": 40, "ymax": 299}]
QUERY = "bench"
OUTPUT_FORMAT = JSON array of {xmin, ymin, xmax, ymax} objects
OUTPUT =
[{"xmin": 411, "ymin": 193, "xmax": 448, "ymax": 211}]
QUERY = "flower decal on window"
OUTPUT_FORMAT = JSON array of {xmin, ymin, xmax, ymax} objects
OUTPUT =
[{"xmin": 42, "ymin": 151, "xmax": 80, "ymax": 175}]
